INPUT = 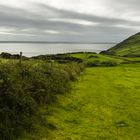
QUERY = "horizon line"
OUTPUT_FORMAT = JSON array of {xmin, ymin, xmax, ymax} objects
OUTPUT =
[{"xmin": 0, "ymin": 41, "xmax": 117, "ymax": 44}]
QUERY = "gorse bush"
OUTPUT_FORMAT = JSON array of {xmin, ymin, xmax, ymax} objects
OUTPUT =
[{"xmin": 0, "ymin": 61, "xmax": 84, "ymax": 140}]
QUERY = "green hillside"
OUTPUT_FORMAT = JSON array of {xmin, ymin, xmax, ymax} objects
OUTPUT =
[{"xmin": 106, "ymin": 32, "xmax": 140, "ymax": 57}]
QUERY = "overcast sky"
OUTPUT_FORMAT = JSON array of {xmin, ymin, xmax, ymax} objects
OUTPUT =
[{"xmin": 0, "ymin": 0, "xmax": 140, "ymax": 43}]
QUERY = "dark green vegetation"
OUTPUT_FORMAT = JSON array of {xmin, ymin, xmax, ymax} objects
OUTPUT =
[
  {"xmin": 32, "ymin": 53, "xmax": 83, "ymax": 63},
  {"xmin": 102, "ymin": 32, "xmax": 140, "ymax": 57},
  {"xmin": 0, "ymin": 60, "xmax": 84, "ymax": 140},
  {"xmin": 0, "ymin": 52, "xmax": 28, "ymax": 60}
]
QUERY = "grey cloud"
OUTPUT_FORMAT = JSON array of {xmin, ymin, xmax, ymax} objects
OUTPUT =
[
  {"xmin": 36, "ymin": 3, "xmax": 140, "ymax": 26},
  {"xmin": 108, "ymin": 0, "xmax": 140, "ymax": 10},
  {"xmin": 0, "ymin": 2, "xmax": 139, "ymax": 42}
]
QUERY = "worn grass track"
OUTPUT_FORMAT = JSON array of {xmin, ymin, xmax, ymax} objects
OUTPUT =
[{"xmin": 21, "ymin": 63, "xmax": 140, "ymax": 140}]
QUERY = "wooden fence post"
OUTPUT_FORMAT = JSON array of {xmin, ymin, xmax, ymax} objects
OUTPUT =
[{"xmin": 19, "ymin": 52, "xmax": 22, "ymax": 65}]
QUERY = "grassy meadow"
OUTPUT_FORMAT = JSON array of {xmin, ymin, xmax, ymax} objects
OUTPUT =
[
  {"xmin": 0, "ymin": 49, "xmax": 139, "ymax": 140},
  {"xmin": 19, "ymin": 63, "xmax": 140, "ymax": 140},
  {"xmin": 46, "ymin": 63, "xmax": 140, "ymax": 140},
  {"xmin": 15, "ymin": 52, "xmax": 140, "ymax": 140}
]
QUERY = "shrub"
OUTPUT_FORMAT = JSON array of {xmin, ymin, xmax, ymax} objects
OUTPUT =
[
  {"xmin": 0, "ymin": 63, "xmax": 37, "ymax": 139},
  {"xmin": 88, "ymin": 55, "xmax": 99, "ymax": 59},
  {"xmin": 87, "ymin": 60, "xmax": 101, "ymax": 67}
]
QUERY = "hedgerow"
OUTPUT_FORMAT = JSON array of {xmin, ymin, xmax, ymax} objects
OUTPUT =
[{"xmin": 0, "ymin": 61, "xmax": 84, "ymax": 140}]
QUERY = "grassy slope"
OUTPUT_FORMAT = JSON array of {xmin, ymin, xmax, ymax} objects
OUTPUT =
[
  {"xmin": 107, "ymin": 33, "xmax": 140, "ymax": 57},
  {"xmin": 46, "ymin": 64, "xmax": 140, "ymax": 140},
  {"xmin": 21, "ymin": 63, "xmax": 140, "ymax": 140}
]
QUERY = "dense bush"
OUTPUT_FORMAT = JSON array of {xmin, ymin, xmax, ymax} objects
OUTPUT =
[
  {"xmin": 101, "ymin": 60, "xmax": 118, "ymax": 66},
  {"xmin": 32, "ymin": 54, "xmax": 83, "ymax": 63},
  {"xmin": 87, "ymin": 60, "xmax": 101, "ymax": 67},
  {"xmin": 0, "ymin": 52, "xmax": 28, "ymax": 60},
  {"xmin": 87, "ymin": 60, "xmax": 118, "ymax": 67},
  {"xmin": 0, "ymin": 61, "xmax": 84, "ymax": 140}
]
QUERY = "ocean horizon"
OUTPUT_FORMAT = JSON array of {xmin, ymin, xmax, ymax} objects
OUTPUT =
[{"xmin": 0, "ymin": 43, "xmax": 116, "ymax": 57}]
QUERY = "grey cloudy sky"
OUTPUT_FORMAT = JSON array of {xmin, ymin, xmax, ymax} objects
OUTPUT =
[{"xmin": 0, "ymin": 0, "xmax": 140, "ymax": 42}]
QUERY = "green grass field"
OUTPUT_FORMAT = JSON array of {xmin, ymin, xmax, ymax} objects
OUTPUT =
[
  {"xmin": 20, "ymin": 63, "xmax": 140, "ymax": 140},
  {"xmin": 1, "ymin": 49, "xmax": 139, "ymax": 140}
]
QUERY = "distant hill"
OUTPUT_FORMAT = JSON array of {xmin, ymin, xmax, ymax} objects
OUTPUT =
[{"xmin": 102, "ymin": 33, "xmax": 140, "ymax": 57}]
